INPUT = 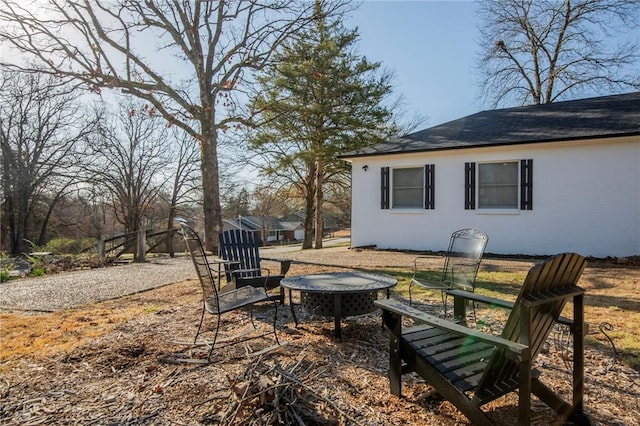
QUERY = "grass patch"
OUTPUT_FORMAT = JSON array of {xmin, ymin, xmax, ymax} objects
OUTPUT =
[
  {"xmin": 365, "ymin": 264, "xmax": 640, "ymax": 371},
  {"xmin": 0, "ymin": 306, "xmax": 140, "ymax": 369},
  {"xmin": 1, "ymin": 258, "xmax": 638, "ymax": 373}
]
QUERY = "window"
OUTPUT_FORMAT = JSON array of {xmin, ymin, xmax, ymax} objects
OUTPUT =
[
  {"xmin": 465, "ymin": 160, "xmax": 533, "ymax": 210},
  {"xmin": 478, "ymin": 162, "xmax": 518, "ymax": 208},
  {"xmin": 381, "ymin": 165, "xmax": 435, "ymax": 210},
  {"xmin": 393, "ymin": 167, "xmax": 423, "ymax": 208}
]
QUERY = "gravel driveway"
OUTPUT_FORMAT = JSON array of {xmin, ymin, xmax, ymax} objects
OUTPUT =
[
  {"xmin": 0, "ymin": 241, "xmax": 537, "ymax": 313},
  {"xmin": 0, "ymin": 256, "xmax": 195, "ymax": 312},
  {"xmin": 0, "ymin": 242, "xmax": 421, "ymax": 313}
]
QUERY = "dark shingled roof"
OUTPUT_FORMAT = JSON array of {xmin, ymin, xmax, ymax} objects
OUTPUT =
[{"xmin": 341, "ymin": 92, "xmax": 640, "ymax": 158}]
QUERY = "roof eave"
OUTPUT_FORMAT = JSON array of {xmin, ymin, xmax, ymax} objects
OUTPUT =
[{"xmin": 339, "ymin": 131, "xmax": 640, "ymax": 160}]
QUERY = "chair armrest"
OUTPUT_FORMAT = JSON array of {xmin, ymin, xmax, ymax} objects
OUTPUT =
[
  {"xmin": 447, "ymin": 289, "xmax": 576, "ymax": 327},
  {"xmin": 375, "ymin": 299, "xmax": 529, "ymax": 356},
  {"xmin": 231, "ymin": 267, "xmax": 262, "ymax": 277},
  {"xmin": 229, "ymin": 267, "xmax": 271, "ymax": 279},
  {"xmin": 231, "ymin": 267, "xmax": 273, "ymax": 291},
  {"xmin": 412, "ymin": 255, "xmax": 441, "ymax": 272},
  {"xmin": 447, "ymin": 289, "xmax": 514, "ymax": 309},
  {"xmin": 410, "ymin": 256, "xmax": 444, "ymax": 288},
  {"xmin": 261, "ymin": 257, "xmax": 291, "ymax": 275}
]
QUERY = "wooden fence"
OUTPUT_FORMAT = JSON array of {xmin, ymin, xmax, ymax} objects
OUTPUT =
[{"xmin": 83, "ymin": 228, "xmax": 182, "ymax": 264}]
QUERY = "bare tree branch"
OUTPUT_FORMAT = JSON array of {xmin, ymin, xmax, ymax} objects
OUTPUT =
[
  {"xmin": 477, "ymin": 0, "xmax": 640, "ymax": 107},
  {"xmin": 0, "ymin": 0, "xmax": 343, "ymax": 250},
  {"xmin": 1, "ymin": 70, "xmax": 99, "ymax": 254}
]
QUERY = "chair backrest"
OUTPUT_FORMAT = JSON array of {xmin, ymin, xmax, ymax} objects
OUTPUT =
[
  {"xmin": 179, "ymin": 221, "xmax": 220, "ymax": 312},
  {"xmin": 219, "ymin": 229, "xmax": 261, "ymax": 280},
  {"xmin": 441, "ymin": 228, "xmax": 488, "ymax": 291},
  {"xmin": 476, "ymin": 253, "xmax": 587, "ymax": 400}
]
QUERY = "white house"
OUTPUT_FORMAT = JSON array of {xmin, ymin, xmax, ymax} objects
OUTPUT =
[{"xmin": 340, "ymin": 92, "xmax": 640, "ymax": 258}]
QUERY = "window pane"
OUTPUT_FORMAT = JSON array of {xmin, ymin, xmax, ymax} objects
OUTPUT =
[
  {"xmin": 479, "ymin": 162, "xmax": 517, "ymax": 184},
  {"xmin": 478, "ymin": 162, "xmax": 518, "ymax": 208},
  {"xmin": 394, "ymin": 188, "xmax": 423, "ymax": 207},
  {"xmin": 479, "ymin": 185, "xmax": 518, "ymax": 208},
  {"xmin": 392, "ymin": 167, "xmax": 423, "ymax": 208},
  {"xmin": 394, "ymin": 168, "xmax": 423, "ymax": 187}
]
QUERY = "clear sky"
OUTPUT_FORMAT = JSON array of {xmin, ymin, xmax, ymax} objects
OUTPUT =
[{"xmin": 345, "ymin": 0, "xmax": 482, "ymax": 127}]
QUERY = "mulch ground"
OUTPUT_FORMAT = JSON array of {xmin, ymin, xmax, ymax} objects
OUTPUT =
[{"xmin": 1, "ymin": 269, "xmax": 639, "ymax": 425}]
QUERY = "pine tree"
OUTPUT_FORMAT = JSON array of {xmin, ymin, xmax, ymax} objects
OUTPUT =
[{"xmin": 250, "ymin": 3, "xmax": 393, "ymax": 249}]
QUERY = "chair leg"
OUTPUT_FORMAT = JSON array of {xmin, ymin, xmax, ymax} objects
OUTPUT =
[
  {"xmin": 249, "ymin": 304, "xmax": 257, "ymax": 329},
  {"xmin": 409, "ymin": 283, "xmax": 414, "ymax": 307},
  {"xmin": 442, "ymin": 290, "xmax": 448, "ymax": 317},
  {"xmin": 385, "ymin": 310, "xmax": 403, "ymax": 397},
  {"xmin": 271, "ymin": 299, "xmax": 280, "ymax": 345},
  {"xmin": 288, "ymin": 289, "xmax": 299, "ymax": 327},
  {"xmin": 207, "ymin": 314, "xmax": 221, "ymax": 361},
  {"xmin": 194, "ymin": 303, "xmax": 206, "ymax": 344}
]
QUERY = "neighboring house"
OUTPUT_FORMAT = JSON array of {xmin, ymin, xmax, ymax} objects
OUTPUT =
[
  {"xmin": 222, "ymin": 216, "xmax": 304, "ymax": 244},
  {"xmin": 279, "ymin": 221, "xmax": 305, "ymax": 242},
  {"xmin": 280, "ymin": 211, "xmax": 306, "ymax": 223},
  {"xmin": 340, "ymin": 92, "xmax": 640, "ymax": 258},
  {"xmin": 222, "ymin": 216, "xmax": 261, "ymax": 237},
  {"xmin": 280, "ymin": 210, "xmax": 341, "ymax": 233}
]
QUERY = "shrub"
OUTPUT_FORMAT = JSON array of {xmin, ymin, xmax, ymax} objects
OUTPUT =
[
  {"xmin": 29, "ymin": 267, "xmax": 45, "ymax": 277},
  {"xmin": 41, "ymin": 237, "xmax": 95, "ymax": 255},
  {"xmin": 1, "ymin": 252, "xmax": 17, "ymax": 282}
]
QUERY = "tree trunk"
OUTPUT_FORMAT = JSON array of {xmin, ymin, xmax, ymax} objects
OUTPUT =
[
  {"xmin": 302, "ymin": 191, "xmax": 314, "ymax": 250},
  {"xmin": 14, "ymin": 191, "xmax": 28, "ymax": 255},
  {"xmin": 200, "ymin": 126, "xmax": 222, "ymax": 254},
  {"xmin": 302, "ymin": 162, "xmax": 316, "ymax": 250},
  {"xmin": 37, "ymin": 189, "xmax": 66, "ymax": 247},
  {"xmin": 166, "ymin": 205, "xmax": 176, "ymax": 258},
  {"xmin": 314, "ymin": 158, "xmax": 324, "ymax": 249}
]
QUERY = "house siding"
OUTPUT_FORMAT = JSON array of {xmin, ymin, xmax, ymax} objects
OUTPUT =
[{"xmin": 349, "ymin": 136, "xmax": 639, "ymax": 258}]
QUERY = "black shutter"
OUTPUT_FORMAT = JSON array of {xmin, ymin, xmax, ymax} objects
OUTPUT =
[
  {"xmin": 424, "ymin": 164, "xmax": 435, "ymax": 209},
  {"xmin": 464, "ymin": 162, "xmax": 475, "ymax": 210},
  {"xmin": 520, "ymin": 159, "xmax": 533, "ymax": 210},
  {"xmin": 381, "ymin": 167, "xmax": 390, "ymax": 209}
]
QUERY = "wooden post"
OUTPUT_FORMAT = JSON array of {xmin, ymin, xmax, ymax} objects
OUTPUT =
[
  {"xmin": 136, "ymin": 229, "xmax": 146, "ymax": 263},
  {"xmin": 96, "ymin": 237, "xmax": 105, "ymax": 267}
]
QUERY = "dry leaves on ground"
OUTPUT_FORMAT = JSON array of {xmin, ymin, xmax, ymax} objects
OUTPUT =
[{"xmin": 1, "ymin": 274, "xmax": 639, "ymax": 426}]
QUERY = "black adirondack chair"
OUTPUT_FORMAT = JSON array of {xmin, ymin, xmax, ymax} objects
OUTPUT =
[
  {"xmin": 179, "ymin": 221, "xmax": 279, "ymax": 361},
  {"xmin": 409, "ymin": 228, "xmax": 488, "ymax": 316},
  {"xmin": 219, "ymin": 229, "xmax": 291, "ymax": 304},
  {"xmin": 376, "ymin": 253, "xmax": 589, "ymax": 425}
]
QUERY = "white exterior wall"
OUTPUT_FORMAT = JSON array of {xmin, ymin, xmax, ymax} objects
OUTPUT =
[{"xmin": 349, "ymin": 137, "xmax": 640, "ymax": 258}]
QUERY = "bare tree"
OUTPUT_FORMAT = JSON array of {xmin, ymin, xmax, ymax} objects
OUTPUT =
[
  {"xmin": 0, "ymin": 0, "xmax": 344, "ymax": 251},
  {"xmin": 477, "ymin": 0, "xmax": 640, "ymax": 106},
  {"xmin": 74, "ymin": 185, "xmax": 115, "ymax": 240},
  {"xmin": 162, "ymin": 127, "xmax": 201, "ymax": 255},
  {"xmin": 251, "ymin": 183, "xmax": 288, "ymax": 244},
  {"xmin": 0, "ymin": 70, "xmax": 97, "ymax": 254},
  {"xmin": 84, "ymin": 99, "xmax": 171, "ymax": 247}
]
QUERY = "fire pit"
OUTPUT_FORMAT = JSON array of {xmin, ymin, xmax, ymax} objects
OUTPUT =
[{"xmin": 281, "ymin": 271, "xmax": 397, "ymax": 337}]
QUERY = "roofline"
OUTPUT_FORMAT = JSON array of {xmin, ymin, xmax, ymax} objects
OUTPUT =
[{"xmin": 339, "ymin": 131, "xmax": 640, "ymax": 160}]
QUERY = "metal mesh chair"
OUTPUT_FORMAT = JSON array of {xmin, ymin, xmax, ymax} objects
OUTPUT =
[
  {"xmin": 178, "ymin": 220, "xmax": 279, "ymax": 361},
  {"xmin": 409, "ymin": 228, "xmax": 488, "ymax": 316}
]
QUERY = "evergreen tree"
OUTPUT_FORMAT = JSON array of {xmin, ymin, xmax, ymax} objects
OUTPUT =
[{"xmin": 249, "ymin": 3, "xmax": 393, "ymax": 249}]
